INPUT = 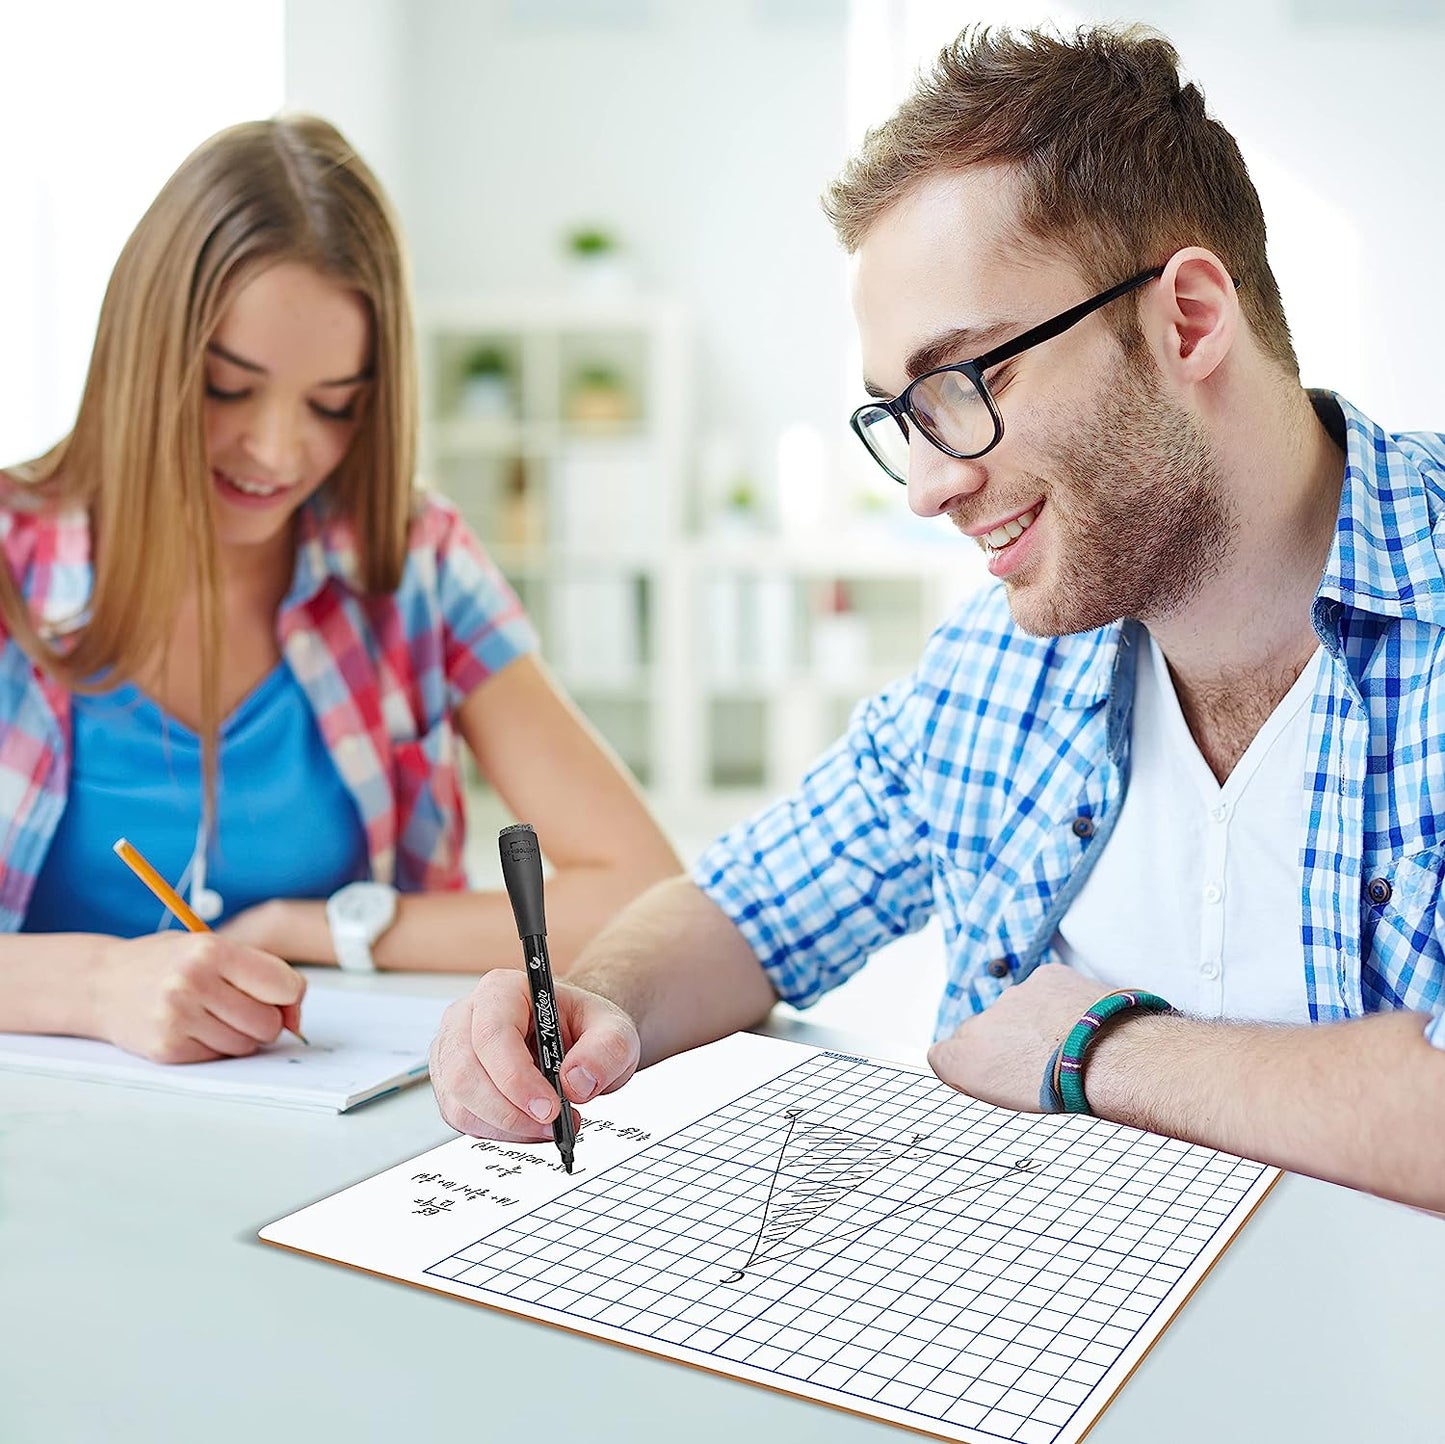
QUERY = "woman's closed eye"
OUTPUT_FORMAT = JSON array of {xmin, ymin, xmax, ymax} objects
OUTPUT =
[
  {"xmin": 204, "ymin": 381, "xmax": 358, "ymax": 423},
  {"xmin": 310, "ymin": 399, "xmax": 358, "ymax": 423}
]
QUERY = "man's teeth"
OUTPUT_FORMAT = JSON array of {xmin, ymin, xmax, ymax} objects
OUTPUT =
[
  {"xmin": 984, "ymin": 508, "xmax": 1037, "ymax": 552},
  {"xmin": 222, "ymin": 472, "xmax": 282, "ymax": 497}
]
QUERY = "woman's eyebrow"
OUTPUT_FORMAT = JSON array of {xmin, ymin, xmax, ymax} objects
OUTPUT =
[{"xmin": 205, "ymin": 341, "xmax": 370, "ymax": 387}]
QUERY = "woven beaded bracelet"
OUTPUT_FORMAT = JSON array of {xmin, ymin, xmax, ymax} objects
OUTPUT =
[{"xmin": 1039, "ymin": 988, "xmax": 1173, "ymax": 1116}]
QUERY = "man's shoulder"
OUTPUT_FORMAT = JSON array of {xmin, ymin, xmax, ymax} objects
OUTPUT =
[{"xmin": 1393, "ymin": 428, "xmax": 1445, "ymax": 490}]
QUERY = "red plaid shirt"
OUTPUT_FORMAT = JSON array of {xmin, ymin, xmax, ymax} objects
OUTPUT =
[{"xmin": 0, "ymin": 490, "xmax": 535, "ymax": 928}]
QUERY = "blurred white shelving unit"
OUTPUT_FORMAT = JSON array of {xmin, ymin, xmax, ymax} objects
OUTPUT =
[
  {"xmin": 418, "ymin": 294, "xmax": 698, "ymax": 815},
  {"xmin": 682, "ymin": 533, "xmax": 984, "ymax": 832},
  {"xmin": 419, "ymin": 294, "xmax": 987, "ymax": 832}
]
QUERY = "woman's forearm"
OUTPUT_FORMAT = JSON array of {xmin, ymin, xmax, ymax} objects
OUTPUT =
[
  {"xmin": 233, "ymin": 860, "xmax": 682, "ymax": 974},
  {"xmin": 0, "ymin": 934, "xmax": 109, "ymax": 1036}
]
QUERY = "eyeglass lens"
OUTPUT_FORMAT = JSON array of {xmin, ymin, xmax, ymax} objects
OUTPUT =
[{"xmin": 857, "ymin": 368, "xmax": 996, "ymax": 480}]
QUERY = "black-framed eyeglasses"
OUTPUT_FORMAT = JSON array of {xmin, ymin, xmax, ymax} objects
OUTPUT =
[{"xmin": 850, "ymin": 266, "xmax": 1169, "ymax": 484}]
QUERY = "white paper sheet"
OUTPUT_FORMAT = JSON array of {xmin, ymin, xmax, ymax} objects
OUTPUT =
[
  {"xmin": 262, "ymin": 1033, "xmax": 1277, "ymax": 1441},
  {"xmin": 0, "ymin": 987, "xmax": 448, "ymax": 1111}
]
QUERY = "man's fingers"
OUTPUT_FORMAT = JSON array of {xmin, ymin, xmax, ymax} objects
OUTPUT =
[
  {"xmin": 559, "ymin": 996, "xmax": 640, "ymax": 1103},
  {"xmin": 927, "ymin": 1038, "xmax": 962, "ymax": 1082},
  {"xmin": 428, "ymin": 999, "xmax": 553, "ymax": 1140},
  {"xmin": 437, "ymin": 1091, "xmax": 556, "ymax": 1144},
  {"xmin": 471, "ymin": 1005, "xmax": 557, "ymax": 1124},
  {"xmin": 430, "ymin": 976, "xmax": 640, "ymax": 1144}
]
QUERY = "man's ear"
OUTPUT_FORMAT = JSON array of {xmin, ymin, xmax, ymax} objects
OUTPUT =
[{"xmin": 1147, "ymin": 247, "xmax": 1239, "ymax": 384}]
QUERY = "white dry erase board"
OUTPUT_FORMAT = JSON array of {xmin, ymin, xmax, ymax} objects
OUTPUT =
[
  {"xmin": 262, "ymin": 1033, "xmax": 1278, "ymax": 1442},
  {"xmin": 0, "ymin": 987, "xmax": 448, "ymax": 1112}
]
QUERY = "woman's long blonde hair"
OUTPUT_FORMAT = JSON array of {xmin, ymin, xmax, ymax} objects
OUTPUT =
[{"xmin": 0, "ymin": 114, "xmax": 416, "ymax": 796}]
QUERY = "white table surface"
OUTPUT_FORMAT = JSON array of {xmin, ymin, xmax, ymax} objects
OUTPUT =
[{"xmin": 1, "ymin": 969, "xmax": 1440, "ymax": 1444}]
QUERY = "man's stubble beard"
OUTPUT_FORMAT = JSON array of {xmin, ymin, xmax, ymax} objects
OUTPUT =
[{"xmin": 972, "ymin": 353, "xmax": 1235, "ymax": 639}]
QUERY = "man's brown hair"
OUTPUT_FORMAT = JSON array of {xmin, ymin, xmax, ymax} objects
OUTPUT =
[{"xmin": 823, "ymin": 24, "xmax": 1298, "ymax": 376}]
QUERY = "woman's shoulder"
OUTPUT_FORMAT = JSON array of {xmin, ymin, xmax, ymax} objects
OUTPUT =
[
  {"xmin": 0, "ymin": 471, "xmax": 89, "ymax": 591},
  {"xmin": 406, "ymin": 489, "xmax": 481, "ymax": 554},
  {"xmin": 401, "ymin": 490, "xmax": 507, "ymax": 586}
]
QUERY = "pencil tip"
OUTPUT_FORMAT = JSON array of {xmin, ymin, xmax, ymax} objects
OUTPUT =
[{"xmin": 292, "ymin": 1030, "xmax": 310, "ymax": 1046}]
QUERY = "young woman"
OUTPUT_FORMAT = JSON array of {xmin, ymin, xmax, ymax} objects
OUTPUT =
[{"xmin": 0, "ymin": 115, "xmax": 680, "ymax": 1063}]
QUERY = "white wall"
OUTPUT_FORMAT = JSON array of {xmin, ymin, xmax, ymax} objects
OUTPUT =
[
  {"xmin": 0, "ymin": 0, "xmax": 284, "ymax": 464},
  {"xmin": 889, "ymin": 0, "xmax": 1445, "ymax": 431},
  {"xmin": 280, "ymin": 0, "xmax": 1445, "ymax": 503},
  {"xmin": 286, "ymin": 0, "xmax": 854, "ymax": 505},
  {"xmin": 282, "ymin": 0, "xmax": 410, "ymax": 217}
]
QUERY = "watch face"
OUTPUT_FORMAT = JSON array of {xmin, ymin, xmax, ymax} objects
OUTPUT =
[{"xmin": 332, "ymin": 883, "xmax": 396, "ymax": 933}]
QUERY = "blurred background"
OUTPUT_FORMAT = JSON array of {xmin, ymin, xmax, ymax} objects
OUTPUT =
[{"xmin": 2, "ymin": 0, "xmax": 1441, "ymax": 1036}]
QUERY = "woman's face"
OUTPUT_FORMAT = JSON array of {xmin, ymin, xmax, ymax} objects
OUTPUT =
[{"xmin": 203, "ymin": 261, "xmax": 372, "ymax": 555}]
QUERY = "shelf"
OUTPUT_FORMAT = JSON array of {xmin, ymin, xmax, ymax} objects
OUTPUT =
[
  {"xmin": 432, "ymin": 417, "xmax": 655, "ymax": 456},
  {"xmin": 699, "ymin": 667, "xmax": 909, "ymax": 699},
  {"xmin": 683, "ymin": 531, "xmax": 982, "ymax": 580},
  {"xmin": 488, "ymin": 545, "xmax": 664, "ymax": 575},
  {"xmin": 420, "ymin": 293, "xmax": 974, "ymax": 822},
  {"xmin": 557, "ymin": 668, "xmax": 659, "ymax": 698}
]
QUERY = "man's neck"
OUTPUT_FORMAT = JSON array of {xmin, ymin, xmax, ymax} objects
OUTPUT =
[
  {"xmin": 1144, "ymin": 388, "xmax": 1345, "ymax": 783},
  {"xmin": 1147, "ymin": 388, "xmax": 1343, "ymax": 698}
]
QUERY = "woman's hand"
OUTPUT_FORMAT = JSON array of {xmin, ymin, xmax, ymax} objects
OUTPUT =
[{"xmin": 91, "ymin": 931, "xmax": 307, "ymax": 1064}]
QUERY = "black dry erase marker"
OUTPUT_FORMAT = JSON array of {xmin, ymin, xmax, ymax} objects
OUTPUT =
[{"xmin": 498, "ymin": 823, "xmax": 577, "ymax": 1174}]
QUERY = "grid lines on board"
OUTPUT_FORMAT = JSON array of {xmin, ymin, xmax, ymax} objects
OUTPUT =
[{"xmin": 425, "ymin": 1053, "xmax": 1267, "ymax": 1444}]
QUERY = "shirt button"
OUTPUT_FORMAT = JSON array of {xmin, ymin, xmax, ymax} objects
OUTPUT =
[
  {"xmin": 987, "ymin": 958, "xmax": 1012, "ymax": 979},
  {"xmin": 1071, "ymin": 816, "xmax": 1096, "ymax": 839},
  {"xmin": 1366, "ymin": 877, "xmax": 1392, "ymax": 906},
  {"xmin": 1210, "ymin": 803, "xmax": 1228, "ymax": 823},
  {"xmin": 1201, "ymin": 959, "xmax": 1221, "ymax": 980},
  {"xmin": 1203, "ymin": 883, "xmax": 1223, "ymax": 905}
]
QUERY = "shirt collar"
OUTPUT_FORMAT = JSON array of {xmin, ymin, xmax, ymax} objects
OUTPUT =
[
  {"xmin": 1043, "ymin": 389, "xmax": 1445, "ymax": 711},
  {"xmin": 1315, "ymin": 389, "xmax": 1445, "ymax": 628},
  {"xmin": 282, "ymin": 496, "xmax": 365, "ymax": 610}
]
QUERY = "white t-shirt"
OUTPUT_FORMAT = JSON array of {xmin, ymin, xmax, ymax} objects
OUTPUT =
[{"xmin": 1054, "ymin": 633, "xmax": 1321, "ymax": 1025}]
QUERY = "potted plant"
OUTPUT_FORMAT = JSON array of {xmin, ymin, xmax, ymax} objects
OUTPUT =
[
  {"xmin": 564, "ymin": 225, "xmax": 632, "ymax": 295},
  {"xmin": 458, "ymin": 344, "xmax": 515, "ymax": 419},
  {"xmin": 566, "ymin": 361, "xmax": 633, "ymax": 425}
]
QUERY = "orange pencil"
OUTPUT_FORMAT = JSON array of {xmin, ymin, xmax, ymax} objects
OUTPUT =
[{"xmin": 112, "ymin": 836, "xmax": 308, "ymax": 1046}]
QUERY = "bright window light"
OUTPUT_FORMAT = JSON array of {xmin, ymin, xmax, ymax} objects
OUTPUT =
[{"xmin": 0, "ymin": 1, "xmax": 284, "ymax": 465}]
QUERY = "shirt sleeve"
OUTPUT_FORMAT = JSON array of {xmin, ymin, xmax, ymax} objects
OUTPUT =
[
  {"xmin": 428, "ymin": 499, "xmax": 539, "ymax": 709},
  {"xmin": 1425, "ymin": 1008, "xmax": 1445, "ymax": 1050},
  {"xmin": 691, "ymin": 667, "xmax": 938, "ymax": 1010}
]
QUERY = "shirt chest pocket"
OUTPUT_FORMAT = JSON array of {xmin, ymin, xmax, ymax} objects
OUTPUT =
[
  {"xmin": 936, "ymin": 806, "xmax": 1100, "ymax": 982},
  {"xmin": 1359, "ymin": 847, "xmax": 1445, "ymax": 1014}
]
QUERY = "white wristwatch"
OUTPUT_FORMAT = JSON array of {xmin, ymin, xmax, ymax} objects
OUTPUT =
[{"xmin": 326, "ymin": 881, "xmax": 399, "ymax": 973}]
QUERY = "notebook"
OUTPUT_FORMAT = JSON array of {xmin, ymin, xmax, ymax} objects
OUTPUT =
[{"xmin": 0, "ymin": 986, "xmax": 450, "ymax": 1111}]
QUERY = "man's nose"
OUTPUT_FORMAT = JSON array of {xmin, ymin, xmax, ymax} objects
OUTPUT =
[{"xmin": 906, "ymin": 437, "xmax": 988, "ymax": 519}]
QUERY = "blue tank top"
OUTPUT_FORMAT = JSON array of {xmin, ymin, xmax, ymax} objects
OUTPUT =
[{"xmin": 22, "ymin": 661, "xmax": 368, "ymax": 936}]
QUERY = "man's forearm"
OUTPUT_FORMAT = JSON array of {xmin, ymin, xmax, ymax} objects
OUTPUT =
[
  {"xmin": 568, "ymin": 876, "xmax": 778, "ymax": 1068},
  {"xmin": 1087, "ymin": 1009, "xmax": 1445, "ymax": 1210}
]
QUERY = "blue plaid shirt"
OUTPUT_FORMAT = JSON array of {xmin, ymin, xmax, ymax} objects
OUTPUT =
[{"xmin": 694, "ymin": 393, "xmax": 1445, "ymax": 1051}]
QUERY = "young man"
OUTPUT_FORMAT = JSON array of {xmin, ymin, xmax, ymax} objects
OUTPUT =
[{"xmin": 430, "ymin": 25, "xmax": 1445, "ymax": 1210}]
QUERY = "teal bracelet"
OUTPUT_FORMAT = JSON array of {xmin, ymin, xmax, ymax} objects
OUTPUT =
[{"xmin": 1045, "ymin": 989, "xmax": 1172, "ymax": 1116}]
